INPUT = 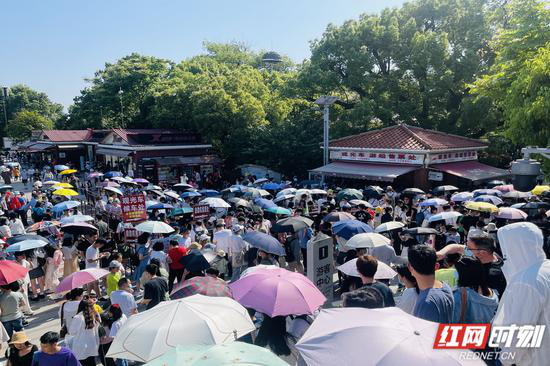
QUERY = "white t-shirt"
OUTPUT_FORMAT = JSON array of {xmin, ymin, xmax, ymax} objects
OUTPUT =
[
  {"xmin": 60, "ymin": 300, "xmax": 80, "ymax": 330},
  {"xmin": 213, "ymin": 229, "xmax": 232, "ymax": 252},
  {"xmin": 109, "ymin": 314, "xmax": 128, "ymax": 338},
  {"xmin": 396, "ymin": 287, "xmax": 418, "ymax": 314},
  {"xmin": 149, "ymin": 251, "xmax": 168, "ymax": 270},
  {"xmin": 67, "ymin": 313, "xmax": 99, "ymax": 360},
  {"xmin": 110, "ymin": 290, "xmax": 137, "ymax": 318},
  {"xmin": 85, "ymin": 246, "xmax": 99, "ymax": 269}
]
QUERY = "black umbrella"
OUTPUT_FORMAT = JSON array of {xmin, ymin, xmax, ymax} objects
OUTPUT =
[
  {"xmin": 363, "ymin": 186, "xmax": 384, "ymax": 199},
  {"xmin": 179, "ymin": 252, "xmax": 210, "ymax": 273},
  {"xmin": 60, "ymin": 223, "xmax": 99, "ymax": 236},
  {"xmin": 272, "ymin": 216, "xmax": 314, "ymax": 233},
  {"xmin": 6, "ymin": 235, "xmax": 52, "ymax": 245},
  {"xmin": 402, "ymin": 188, "xmax": 425, "ymax": 196},
  {"xmin": 404, "ymin": 227, "xmax": 438, "ymax": 235}
]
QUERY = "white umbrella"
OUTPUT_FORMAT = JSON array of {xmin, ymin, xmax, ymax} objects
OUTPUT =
[
  {"xmin": 346, "ymin": 233, "xmax": 390, "ymax": 249},
  {"xmin": 258, "ymin": 189, "xmax": 271, "ymax": 197},
  {"xmin": 104, "ymin": 186, "xmax": 123, "ymax": 195},
  {"xmin": 43, "ymin": 180, "xmax": 60, "ymax": 186},
  {"xmin": 450, "ymin": 191, "xmax": 473, "ymax": 202},
  {"xmin": 112, "ymin": 176, "xmax": 130, "ymax": 183},
  {"xmin": 164, "ymin": 191, "xmax": 182, "ymax": 200},
  {"xmin": 296, "ymin": 307, "xmax": 484, "ymax": 366},
  {"xmin": 428, "ymin": 211, "xmax": 463, "ymax": 223},
  {"xmin": 227, "ymin": 197, "xmax": 251, "ymax": 208},
  {"xmin": 295, "ymin": 189, "xmax": 311, "ymax": 199},
  {"xmin": 135, "ymin": 221, "xmax": 175, "ymax": 234},
  {"xmin": 106, "ymin": 295, "xmax": 255, "ymax": 363},
  {"xmin": 60, "ymin": 215, "xmax": 94, "ymax": 225},
  {"xmin": 337, "ymin": 258, "xmax": 397, "ymax": 280},
  {"xmin": 374, "ymin": 221, "xmax": 405, "ymax": 233},
  {"xmin": 253, "ymin": 178, "xmax": 269, "ymax": 185},
  {"xmin": 200, "ymin": 197, "xmax": 230, "ymax": 209},
  {"xmin": 349, "ymin": 199, "xmax": 373, "ymax": 208},
  {"xmin": 310, "ymin": 189, "xmax": 327, "ymax": 195},
  {"xmin": 277, "ymin": 188, "xmax": 297, "ymax": 197},
  {"xmin": 273, "ymin": 194, "xmax": 295, "ymax": 203}
]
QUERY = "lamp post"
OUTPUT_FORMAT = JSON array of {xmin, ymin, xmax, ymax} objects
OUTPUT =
[
  {"xmin": 315, "ymin": 96, "xmax": 338, "ymax": 185},
  {"xmin": 1, "ymin": 87, "xmax": 8, "ymax": 127},
  {"xmin": 118, "ymin": 87, "xmax": 124, "ymax": 125}
]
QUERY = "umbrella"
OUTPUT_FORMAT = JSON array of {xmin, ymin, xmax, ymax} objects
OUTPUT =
[
  {"xmin": 111, "ymin": 176, "xmax": 130, "ymax": 183},
  {"xmin": 265, "ymin": 207, "xmax": 291, "ymax": 216},
  {"xmin": 493, "ymin": 184, "xmax": 515, "ymax": 193},
  {"xmin": 103, "ymin": 186, "xmax": 123, "ymax": 195},
  {"xmin": 472, "ymin": 189, "xmax": 502, "ymax": 197},
  {"xmin": 169, "ymin": 207, "xmax": 193, "ymax": 217},
  {"xmin": 229, "ymin": 268, "xmax": 326, "ymax": 317},
  {"xmin": 143, "ymin": 343, "xmax": 288, "ymax": 366},
  {"xmin": 87, "ymin": 172, "xmax": 103, "ymax": 178},
  {"xmin": 181, "ymin": 191, "xmax": 202, "ymax": 198},
  {"xmin": 54, "ymin": 164, "xmax": 70, "ymax": 171},
  {"xmin": 262, "ymin": 182, "xmax": 281, "ymax": 190},
  {"xmin": 179, "ymin": 252, "xmax": 210, "ymax": 273},
  {"xmin": 502, "ymin": 191, "xmax": 531, "ymax": 199},
  {"xmin": 464, "ymin": 201, "xmax": 498, "ymax": 213},
  {"xmin": 404, "ymin": 227, "xmax": 438, "ymax": 235},
  {"xmin": 43, "ymin": 180, "xmax": 60, "ymax": 186},
  {"xmin": 132, "ymin": 178, "xmax": 149, "ymax": 184},
  {"xmin": 450, "ymin": 191, "xmax": 473, "ymax": 202},
  {"xmin": 418, "ymin": 198, "xmax": 448, "ymax": 207},
  {"xmin": 253, "ymin": 178, "xmax": 269, "ymax": 185},
  {"xmin": 322, "ymin": 211, "xmax": 355, "ymax": 223},
  {"xmin": 495, "ymin": 207, "xmax": 528, "ymax": 220},
  {"xmin": 402, "ymin": 188, "xmax": 425, "ymax": 195},
  {"xmin": 5, "ymin": 162, "xmax": 19, "ymax": 167},
  {"xmin": 52, "ymin": 182, "xmax": 73, "ymax": 188},
  {"xmin": 60, "ymin": 169, "xmax": 77, "ymax": 175},
  {"xmin": 0, "ymin": 185, "xmax": 12, "ymax": 192},
  {"xmin": 147, "ymin": 203, "xmax": 174, "ymax": 210},
  {"xmin": 100, "ymin": 181, "xmax": 121, "ymax": 188},
  {"xmin": 296, "ymin": 307, "xmax": 484, "ymax": 366},
  {"xmin": 199, "ymin": 189, "xmax": 220, "ymax": 197},
  {"xmin": 363, "ymin": 186, "xmax": 384, "ymax": 199},
  {"xmin": 104, "ymin": 171, "xmax": 123, "ymax": 178},
  {"xmin": 336, "ymin": 188, "xmax": 363, "ymax": 201},
  {"xmin": 6, "ymin": 235, "xmax": 51, "ymax": 245},
  {"xmin": 56, "ymin": 268, "xmax": 109, "ymax": 293},
  {"xmin": 6, "ymin": 240, "xmax": 48, "ymax": 253},
  {"xmin": 52, "ymin": 188, "xmax": 79, "ymax": 196},
  {"xmin": 60, "ymin": 223, "xmax": 98, "ymax": 236},
  {"xmin": 257, "ymin": 189, "xmax": 271, "ymax": 197},
  {"xmin": 254, "ymin": 198, "xmax": 277, "ymax": 209},
  {"xmin": 242, "ymin": 231, "xmax": 285, "ymax": 256},
  {"xmin": 473, "ymin": 195, "xmax": 504, "ymax": 205},
  {"xmin": 163, "ymin": 191, "xmax": 181, "ymax": 200},
  {"xmin": 427, "ymin": 211, "xmax": 463, "ymax": 223},
  {"xmin": 26, "ymin": 220, "xmax": 60, "ymax": 232},
  {"xmin": 347, "ymin": 199, "xmax": 372, "ymax": 208},
  {"xmin": 135, "ymin": 221, "xmax": 174, "ymax": 234},
  {"xmin": 228, "ymin": 197, "xmax": 251, "ymax": 208},
  {"xmin": 332, "ymin": 220, "xmax": 373, "ymax": 240},
  {"xmin": 337, "ymin": 258, "xmax": 397, "ymax": 280},
  {"xmin": 200, "ymin": 198, "xmax": 231, "ymax": 209},
  {"xmin": 172, "ymin": 183, "xmax": 195, "ymax": 192},
  {"xmin": 487, "ymin": 180, "xmax": 506, "ymax": 187},
  {"xmin": 277, "ymin": 188, "xmax": 297, "ymax": 197},
  {"xmin": 272, "ymin": 216, "xmax": 313, "ymax": 233},
  {"xmin": 374, "ymin": 221, "xmax": 405, "ymax": 233},
  {"xmin": 0, "ymin": 261, "xmax": 29, "ymax": 285},
  {"xmin": 532, "ymin": 185, "xmax": 550, "ymax": 195},
  {"xmin": 345, "ymin": 233, "xmax": 390, "ymax": 249},
  {"xmin": 310, "ymin": 189, "xmax": 327, "ymax": 195},
  {"xmin": 170, "ymin": 276, "xmax": 232, "ymax": 299},
  {"xmin": 433, "ymin": 185, "xmax": 459, "ymax": 194},
  {"xmin": 106, "ymin": 295, "xmax": 256, "ymax": 363},
  {"xmin": 60, "ymin": 215, "xmax": 94, "ymax": 224},
  {"xmin": 273, "ymin": 194, "xmax": 295, "ymax": 203}
]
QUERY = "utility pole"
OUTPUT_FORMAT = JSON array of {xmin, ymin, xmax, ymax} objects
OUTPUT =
[
  {"xmin": 118, "ymin": 87, "xmax": 124, "ymax": 125},
  {"xmin": 1, "ymin": 87, "xmax": 8, "ymax": 127},
  {"xmin": 315, "ymin": 96, "xmax": 338, "ymax": 185}
]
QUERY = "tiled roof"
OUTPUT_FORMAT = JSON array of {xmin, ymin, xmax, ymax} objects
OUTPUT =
[
  {"xmin": 42, "ymin": 129, "xmax": 93, "ymax": 142},
  {"xmin": 329, "ymin": 124, "xmax": 487, "ymax": 151},
  {"xmin": 111, "ymin": 128, "xmax": 180, "ymax": 145}
]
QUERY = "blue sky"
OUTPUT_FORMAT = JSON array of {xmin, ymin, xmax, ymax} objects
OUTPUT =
[{"xmin": 2, "ymin": 0, "xmax": 407, "ymax": 109}]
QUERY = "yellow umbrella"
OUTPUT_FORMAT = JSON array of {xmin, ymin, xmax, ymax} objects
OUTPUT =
[
  {"xmin": 60, "ymin": 169, "xmax": 78, "ymax": 175},
  {"xmin": 531, "ymin": 185, "xmax": 550, "ymax": 196},
  {"xmin": 465, "ymin": 201, "xmax": 498, "ymax": 213},
  {"xmin": 52, "ymin": 188, "xmax": 79, "ymax": 196},
  {"xmin": 52, "ymin": 182, "xmax": 74, "ymax": 188}
]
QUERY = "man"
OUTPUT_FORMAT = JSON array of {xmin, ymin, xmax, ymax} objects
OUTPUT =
[
  {"xmin": 408, "ymin": 245, "xmax": 454, "ymax": 323},
  {"xmin": 180, "ymin": 227, "xmax": 192, "ymax": 248},
  {"xmin": 355, "ymin": 255, "xmax": 395, "ymax": 307},
  {"xmin": 228, "ymin": 225, "xmax": 248, "ymax": 281},
  {"xmin": 106, "ymin": 261, "xmax": 122, "ymax": 297},
  {"xmin": 466, "ymin": 220, "xmax": 485, "ymax": 241},
  {"xmin": 35, "ymin": 331, "xmax": 81, "ymax": 366},
  {"xmin": 111, "ymin": 277, "xmax": 138, "ymax": 317},
  {"xmin": 213, "ymin": 221, "xmax": 233, "ymax": 276},
  {"xmin": 493, "ymin": 222, "xmax": 550, "ymax": 366},
  {"xmin": 141, "ymin": 264, "xmax": 168, "ymax": 310},
  {"xmin": 285, "ymin": 231, "xmax": 304, "ymax": 275},
  {"xmin": 380, "ymin": 207, "xmax": 393, "ymax": 224},
  {"xmin": 167, "ymin": 240, "xmax": 187, "ymax": 292},
  {"xmin": 96, "ymin": 215, "xmax": 109, "ymax": 237},
  {"xmin": 437, "ymin": 236, "xmax": 506, "ymax": 298},
  {"xmin": 85, "ymin": 238, "xmax": 109, "ymax": 296}
]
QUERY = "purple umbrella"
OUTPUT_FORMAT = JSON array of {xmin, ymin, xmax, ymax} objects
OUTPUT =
[
  {"xmin": 242, "ymin": 231, "xmax": 285, "ymax": 256},
  {"xmin": 495, "ymin": 207, "xmax": 528, "ymax": 220},
  {"xmin": 229, "ymin": 268, "xmax": 326, "ymax": 317},
  {"xmin": 254, "ymin": 198, "xmax": 277, "ymax": 209},
  {"xmin": 132, "ymin": 178, "xmax": 149, "ymax": 184}
]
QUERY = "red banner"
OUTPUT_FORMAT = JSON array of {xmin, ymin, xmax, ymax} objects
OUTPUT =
[
  {"xmin": 193, "ymin": 204, "xmax": 210, "ymax": 220},
  {"xmin": 121, "ymin": 194, "xmax": 147, "ymax": 223}
]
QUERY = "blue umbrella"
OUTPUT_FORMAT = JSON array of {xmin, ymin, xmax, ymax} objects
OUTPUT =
[
  {"xmin": 242, "ymin": 232, "xmax": 285, "ymax": 256},
  {"xmin": 6, "ymin": 240, "xmax": 48, "ymax": 253},
  {"xmin": 53, "ymin": 200, "xmax": 81, "ymax": 212},
  {"xmin": 179, "ymin": 252, "xmax": 210, "ymax": 273},
  {"xmin": 262, "ymin": 182, "xmax": 281, "ymax": 190},
  {"xmin": 104, "ymin": 171, "xmax": 123, "ymax": 178},
  {"xmin": 265, "ymin": 207, "xmax": 291, "ymax": 216},
  {"xmin": 255, "ymin": 198, "xmax": 277, "ymax": 209},
  {"xmin": 332, "ymin": 219, "xmax": 373, "ymax": 240},
  {"xmin": 147, "ymin": 203, "xmax": 174, "ymax": 210},
  {"xmin": 169, "ymin": 207, "xmax": 193, "ymax": 216},
  {"xmin": 473, "ymin": 195, "xmax": 504, "ymax": 205},
  {"xmin": 199, "ymin": 189, "xmax": 220, "ymax": 197},
  {"xmin": 181, "ymin": 191, "xmax": 202, "ymax": 198}
]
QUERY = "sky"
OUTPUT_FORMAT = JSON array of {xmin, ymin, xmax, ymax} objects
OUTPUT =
[{"xmin": 2, "ymin": 0, "xmax": 407, "ymax": 109}]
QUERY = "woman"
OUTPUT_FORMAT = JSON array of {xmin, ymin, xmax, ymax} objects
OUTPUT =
[
  {"xmin": 133, "ymin": 233, "xmax": 151, "ymax": 286},
  {"xmin": 394, "ymin": 264, "xmax": 419, "ymax": 314},
  {"xmin": 67, "ymin": 298, "xmax": 100, "ymax": 366},
  {"xmin": 14, "ymin": 252, "xmax": 32, "ymax": 316},
  {"xmin": 61, "ymin": 237, "xmax": 80, "ymax": 277},
  {"xmin": 452, "ymin": 256, "xmax": 499, "ymax": 324},
  {"xmin": 255, "ymin": 315, "xmax": 299, "ymax": 365},
  {"xmin": 44, "ymin": 245, "xmax": 63, "ymax": 295},
  {"xmin": 6, "ymin": 331, "xmax": 37, "ymax": 366},
  {"xmin": 28, "ymin": 250, "xmax": 46, "ymax": 301},
  {"xmin": 60, "ymin": 288, "xmax": 85, "ymax": 334},
  {"xmin": 106, "ymin": 305, "xmax": 128, "ymax": 366},
  {"xmin": 0, "ymin": 282, "xmax": 25, "ymax": 339},
  {"xmin": 148, "ymin": 241, "xmax": 168, "ymax": 271}
]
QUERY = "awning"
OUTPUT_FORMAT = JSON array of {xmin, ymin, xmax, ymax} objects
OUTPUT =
[
  {"xmin": 310, "ymin": 162, "xmax": 420, "ymax": 181},
  {"xmin": 154, "ymin": 155, "xmax": 222, "ymax": 166},
  {"xmin": 96, "ymin": 148, "xmax": 132, "ymax": 158},
  {"xmin": 22, "ymin": 143, "xmax": 53, "ymax": 152},
  {"xmin": 429, "ymin": 161, "xmax": 509, "ymax": 182}
]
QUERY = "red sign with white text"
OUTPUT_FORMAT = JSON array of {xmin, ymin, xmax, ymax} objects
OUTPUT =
[{"xmin": 121, "ymin": 194, "xmax": 147, "ymax": 223}]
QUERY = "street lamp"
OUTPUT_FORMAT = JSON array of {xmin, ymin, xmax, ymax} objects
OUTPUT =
[
  {"xmin": 118, "ymin": 87, "xmax": 124, "ymax": 125},
  {"xmin": 315, "ymin": 96, "xmax": 338, "ymax": 186},
  {"xmin": 1, "ymin": 87, "xmax": 8, "ymax": 127}
]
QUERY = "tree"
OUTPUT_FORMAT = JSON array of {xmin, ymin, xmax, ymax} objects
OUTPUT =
[
  {"xmin": 1, "ymin": 84, "xmax": 64, "ymax": 124},
  {"xmin": 7, "ymin": 110, "xmax": 53, "ymax": 142}
]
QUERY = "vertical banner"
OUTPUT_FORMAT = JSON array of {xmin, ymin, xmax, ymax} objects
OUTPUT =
[
  {"xmin": 121, "ymin": 193, "xmax": 147, "ymax": 223},
  {"xmin": 307, "ymin": 233, "xmax": 334, "ymax": 307}
]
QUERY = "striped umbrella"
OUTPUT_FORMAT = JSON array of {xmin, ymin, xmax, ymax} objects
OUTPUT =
[{"xmin": 170, "ymin": 276, "xmax": 232, "ymax": 299}]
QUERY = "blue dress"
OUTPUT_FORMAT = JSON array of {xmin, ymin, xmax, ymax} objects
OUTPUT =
[{"xmin": 134, "ymin": 244, "xmax": 150, "ymax": 282}]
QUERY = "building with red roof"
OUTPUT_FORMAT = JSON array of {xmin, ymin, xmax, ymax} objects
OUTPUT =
[{"xmin": 310, "ymin": 124, "xmax": 508, "ymax": 189}]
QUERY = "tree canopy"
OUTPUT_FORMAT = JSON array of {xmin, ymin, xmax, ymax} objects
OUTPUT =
[{"xmin": 7, "ymin": 110, "xmax": 54, "ymax": 142}]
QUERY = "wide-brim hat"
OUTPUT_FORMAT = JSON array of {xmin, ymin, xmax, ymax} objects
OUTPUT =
[{"xmin": 9, "ymin": 332, "xmax": 29, "ymax": 344}]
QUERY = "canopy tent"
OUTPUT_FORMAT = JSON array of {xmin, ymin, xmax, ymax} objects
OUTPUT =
[
  {"xmin": 310, "ymin": 162, "xmax": 419, "ymax": 182},
  {"xmin": 429, "ymin": 161, "xmax": 509, "ymax": 182}
]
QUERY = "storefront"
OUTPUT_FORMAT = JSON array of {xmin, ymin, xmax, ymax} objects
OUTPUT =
[{"xmin": 310, "ymin": 124, "xmax": 509, "ymax": 190}]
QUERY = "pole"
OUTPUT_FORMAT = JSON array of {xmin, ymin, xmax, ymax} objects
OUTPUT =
[
  {"xmin": 1, "ymin": 87, "xmax": 7, "ymax": 127},
  {"xmin": 119, "ymin": 88, "xmax": 124, "ymax": 125},
  {"xmin": 323, "ymin": 104, "xmax": 329, "ymax": 166}
]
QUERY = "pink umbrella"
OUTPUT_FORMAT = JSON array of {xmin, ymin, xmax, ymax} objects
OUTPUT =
[
  {"xmin": 494, "ymin": 184, "xmax": 514, "ymax": 193},
  {"xmin": 495, "ymin": 207, "xmax": 528, "ymax": 220},
  {"xmin": 229, "ymin": 268, "xmax": 326, "ymax": 317},
  {"xmin": 100, "ymin": 181, "xmax": 121, "ymax": 188},
  {"xmin": 56, "ymin": 268, "xmax": 109, "ymax": 293},
  {"xmin": 87, "ymin": 172, "xmax": 104, "ymax": 179}
]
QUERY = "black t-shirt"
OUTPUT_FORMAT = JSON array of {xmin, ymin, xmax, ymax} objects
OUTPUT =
[
  {"xmin": 355, "ymin": 210, "xmax": 372, "ymax": 224},
  {"xmin": 362, "ymin": 282, "xmax": 396, "ymax": 307},
  {"xmin": 381, "ymin": 213, "xmax": 393, "ymax": 224},
  {"xmin": 8, "ymin": 344, "xmax": 37, "ymax": 366},
  {"xmin": 484, "ymin": 258, "xmax": 507, "ymax": 299},
  {"xmin": 460, "ymin": 215, "xmax": 477, "ymax": 232},
  {"xmin": 144, "ymin": 277, "xmax": 169, "ymax": 310}
]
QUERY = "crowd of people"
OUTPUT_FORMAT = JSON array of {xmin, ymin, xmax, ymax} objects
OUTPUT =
[{"xmin": 0, "ymin": 161, "xmax": 548, "ymax": 366}]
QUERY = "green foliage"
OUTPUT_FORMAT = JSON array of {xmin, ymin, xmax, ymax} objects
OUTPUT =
[
  {"xmin": 7, "ymin": 110, "xmax": 53, "ymax": 142},
  {"xmin": 1, "ymin": 84, "xmax": 64, "ymax": 124}
]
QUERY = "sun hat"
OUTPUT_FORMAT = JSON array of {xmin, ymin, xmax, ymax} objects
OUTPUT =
[
  {"xmin": 9, "ymin": 332, "xmax": 29, "ymax": 345},
  {"xmin": 109, "ymin": 260, "xmax": 121, "ymax": 269},
  {"xmin": 216, "ymin": 249, "xmax": 226, "ymax": 257}
]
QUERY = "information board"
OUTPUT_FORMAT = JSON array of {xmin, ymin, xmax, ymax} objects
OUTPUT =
[
  {"xmin": 193, "ymin": 204, "xmax": 210, "ymax": 220},
  {"xmin": 307, "ymin": 233, "xmax": 334, "ymax": 307},
  {"xmin": 121, "ymin": 193, "xmax": 147, "ymax": 223}
]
